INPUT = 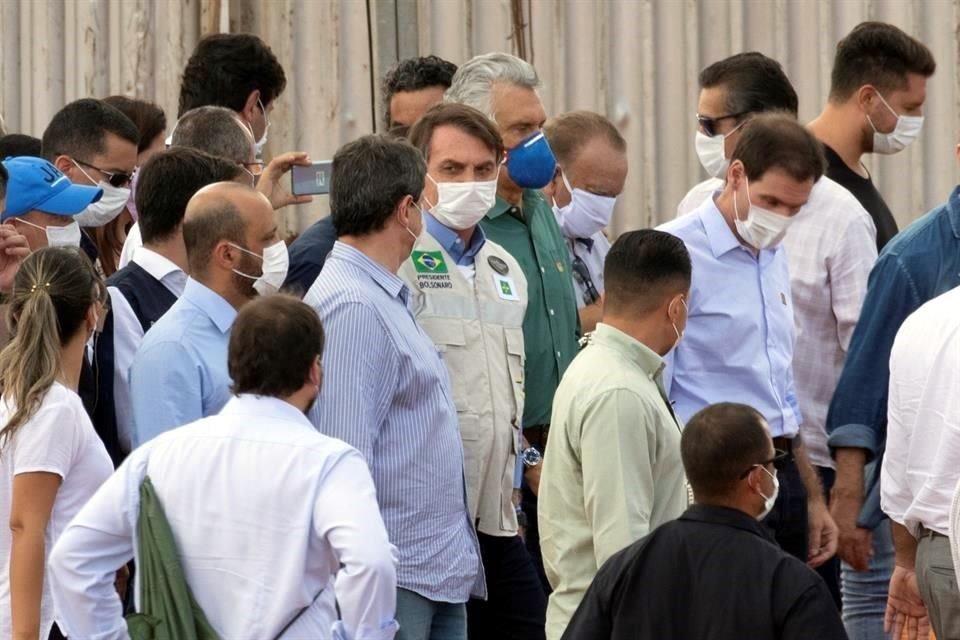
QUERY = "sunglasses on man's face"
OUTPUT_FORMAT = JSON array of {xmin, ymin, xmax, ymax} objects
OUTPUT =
[
  {"xmin": 738, "ymin": 448, "xmax": 788, "ymax": 479},
  {"xmin": 74, "ymin": 159, "xmax": 133, "ymax": 188},
  {"xmin": 696, "ymin": 111, "xmax": 750, "ymax": 138}
]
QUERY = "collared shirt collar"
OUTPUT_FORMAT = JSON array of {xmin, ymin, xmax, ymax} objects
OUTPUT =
[
  {"xmin": 679, "ymin": 504, "xmax": 775, "ymax": 542},
  {"xmin": 424, "ymin": 212, "xmax": 486, "ymax": 266},
  {"xmin": 698, "ymin": 195, "xmax": 745, "ymax": 258},
  {"xmin": 218, "ymin": 393, "xmax": 315, "ymax": 430},
  {"xmin": 591, "ymin": 322, "xmax": 665, "ymax": 378},
  {"xmin": 485, "ymin": 190, "xmax": 547, "ymax": 221},
  {"xmin": 181, "ymin": 277, "xmax": 237, "ymax": 333},
  {"xmin": 132, "ymin": 246, "xmax": 187, "ymax": 296},
  {"xmin": 329, "ymin": 240, "xmax": 408, "ymax": 302}
]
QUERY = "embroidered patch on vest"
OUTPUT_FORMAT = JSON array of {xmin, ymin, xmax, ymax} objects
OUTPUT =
[{"xmin": 412, "ymin": 251, "xmax": 448, "ymax": 274}]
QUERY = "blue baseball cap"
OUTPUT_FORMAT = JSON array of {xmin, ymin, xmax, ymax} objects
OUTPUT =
[{"xmin": 1, "ymin": 156, "xmax": 102, "ymax": 220}]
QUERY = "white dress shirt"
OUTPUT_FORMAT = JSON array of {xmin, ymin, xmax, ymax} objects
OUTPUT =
[
  {"xmin": 49, "ymin": 394, "xmax": 399, "ymax": 640},
  {"xmin": 108, "ymin": 246, "xmax": 187, "ymax": 452},
  {"xmin": 675, "ymin": 176, "xmax": 877, "ymax": 467},
  {"xmin": 882, "ymin": 286, "xmax": 960, "ymax": 537},
  {"xmin": 118, "ymin": 222, "xmax": 142, "ymax": 270}
]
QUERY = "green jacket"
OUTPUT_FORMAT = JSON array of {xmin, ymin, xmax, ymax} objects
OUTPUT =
[{"xmin": 125, "ymin": 476, "xmax": 219, "ymax": 640}]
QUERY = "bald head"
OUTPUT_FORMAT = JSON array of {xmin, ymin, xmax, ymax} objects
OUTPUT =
[
  {"xmin": 183, "ymin": 182, "xmax": 274, "ymax": 275},
  {"xmin": 172, "ymin": 105, "xmax": 256, "ymax": 164}
]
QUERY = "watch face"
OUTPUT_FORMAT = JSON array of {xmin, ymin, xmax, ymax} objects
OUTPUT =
[{"xmin": 522, "ymin": 447, "xmax": 542, "ymax": 466}]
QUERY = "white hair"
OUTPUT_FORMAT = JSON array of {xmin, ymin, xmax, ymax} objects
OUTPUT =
[{"xmin": 444, "ymin": 52, "xmax": 540, "ymax": 120}]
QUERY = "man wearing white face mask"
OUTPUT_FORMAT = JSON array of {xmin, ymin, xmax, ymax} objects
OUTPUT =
[
  {"xmin": 809, "ymin": 22, "xmax": 934, "ymax": 251},
  {"xmin": 659, "ymin": 114, "xmax": 841, "ymax": 582},
  {"xmin": 178, "ymin": 33, "xmax": 286, "ymax": 159},
  {"xmin": 305, "ymin": 135, "xmax": 483, "ymax": 640},
  {"xmin": 129, "ymin": 182, "xmax": 285, "ymax": 445},
  {"xmin": 562, "ymin": 403, "xmax": 846, "ymax": 640},
  {"xmin": 41, "ymin": 99, "xmax": 139, "ymax": 263},
  {"xmin": 676, "ymin": 53, "xmax": 800, "ymax": 217},
  {"xmin": 399, "ymin": 104, "xmax": 547, "ymax": 639},
  {"xmin": 542, "ymin": 112, "xmax": 627, "ymax": 334},
  {"xmin": 539, "ymin": 230, "xmax": 691, "ymax": 639},
  {"xmin": 1, "ymin": 157, "xmax": 101, "ymax": 252}
]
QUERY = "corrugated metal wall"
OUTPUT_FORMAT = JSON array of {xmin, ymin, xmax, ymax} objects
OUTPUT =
[{"xmin": 1, "ymin": 0, "xmax": 957, "ymax": 236}]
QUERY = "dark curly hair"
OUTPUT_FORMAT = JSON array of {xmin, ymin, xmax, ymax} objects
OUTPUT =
[
  {"xmin": 382, "ymin": 55, "xmax": 457, "ymax": 128},
  {"xmin": 178, "ymin": 33, "xmax": 286, "ymax": 118}
]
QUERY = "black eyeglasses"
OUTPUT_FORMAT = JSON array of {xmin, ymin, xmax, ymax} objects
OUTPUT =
[
  {"xmin": 570, "ymin": 255, "xmax": 601, "ymax": 306},
  {"xmin": 696, "ymin": 111, "xmax": 750, "ymax": 138},
  {"xmin": 74, "ymin": 159, "xmax": 133, "ymax": 188},
  {"xmin": 738, "ymin": 448, "xmax": 788, "ymax": 479}
]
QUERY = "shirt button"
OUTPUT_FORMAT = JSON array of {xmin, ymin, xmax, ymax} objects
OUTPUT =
[
  {"xmin": 556, "ymin": 351, "xmax": 562, "ymax": 358},
  {"xmin": 549, "ymin": 309, "xmax": 555, "ymax": 316},
  {"xmin": 540, "ymin": 267, "xmax": 545, "ymax": 273}
]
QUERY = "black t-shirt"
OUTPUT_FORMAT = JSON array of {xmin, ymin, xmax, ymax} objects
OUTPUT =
[
  {"xmin": 823, "ymin": 144, "xmax": 898, "ymax": 250},
  {"xmin": 562, "ymin": 505, "xmax": 846, "ymax": 640}
]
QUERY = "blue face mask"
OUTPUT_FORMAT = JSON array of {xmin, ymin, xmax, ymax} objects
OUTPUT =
[{"xmin": 506, "ymin": 131, "xmax": 557, "ymax": 189}]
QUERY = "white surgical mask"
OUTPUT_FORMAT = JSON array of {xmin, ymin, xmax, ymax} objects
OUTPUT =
[
  {"xmin": 732, "ymin": 176, "xmax": 793, "ymax": 250},
  {"xmin": 425, "ymin": 174, "xmax": 497, "ymax": 230},
  {"xmin": 868, "ymin": 93, "xmax": 924, "ymax": 155},
  {"xmin": 694, "ymin": 120, "xmax": 745, "ymax": 179},
  {"xmin": 253, "ymin": 98, "xmax": 270, "ymax": 158},
  {"xmin": 72, "ymin": 161, "xmax": 131, "ymax": 227},
  {"xmin": 231, "ymin": 240, "xmax": 289, "ymax": 296},
  {"xmin": 552, "ymin": 171, "xmax": 617, "ymax": 239},
  {"xmin": 12, "ymin": 217, "xmax": 82, "ymax": 248},
  {"xmin": 670, "ymin": 297, "xmax": 687, "ymax": 353},
  {"xmin": 756, "ymin": 466, "xmax": 780, "ymax": 520}
]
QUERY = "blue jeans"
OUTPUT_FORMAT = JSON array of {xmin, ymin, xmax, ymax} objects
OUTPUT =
[
  {"xmin": 396, "ymin": 588, "xmax": 467, "ymax": 640},
  {"xmin": 841, "ymin": 517, "xmax": 894, "ymax": 640}
]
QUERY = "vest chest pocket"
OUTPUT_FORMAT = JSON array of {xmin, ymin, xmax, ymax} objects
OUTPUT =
[
  {"xmin": 418, "ymin": 318, "xmax": 470, "ymax": 411},
  {"xmin": 504, "ymin": 327, "xmax": 525, "ymax": 426}
]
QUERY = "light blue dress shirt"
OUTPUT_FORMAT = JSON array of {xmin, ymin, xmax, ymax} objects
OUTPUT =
[
  {"xmin": 304, "ymin": 241, "xmax": 483, "ymax": 603},
  {"xmin": 658, "ymin": 195, "xmax": 801, "ymax": 438},
  {"xmin": 424, "ymin": 212, "xmax": 486, "ymax": 266},
  {"xmin": 129, "ymin": 278, "xmax": 237, "ymax": 446}
]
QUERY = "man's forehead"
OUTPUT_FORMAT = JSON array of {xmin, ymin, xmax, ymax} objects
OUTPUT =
[{"xmin": 697, "ymin": 86, "xmax": 729, "ymax": 115}]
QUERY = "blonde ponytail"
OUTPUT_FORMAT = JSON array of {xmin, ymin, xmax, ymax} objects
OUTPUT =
[{"xmin": 0, "ymin": 248, "xmax": 102, "ymax": 448}]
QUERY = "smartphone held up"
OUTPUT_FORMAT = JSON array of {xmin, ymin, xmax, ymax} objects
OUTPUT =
[{"xmin": 291, "ymin": 161, "xmax": 333, "ymax": 196}]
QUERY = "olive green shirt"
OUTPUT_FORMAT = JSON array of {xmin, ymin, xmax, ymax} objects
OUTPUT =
[
  {"xmin": 538, "ymin": 323, "xmax": 688, "ymax": 639},
  {"xmin": 480, "ymin": 191, "xmax": 579, "ymax": 427}
]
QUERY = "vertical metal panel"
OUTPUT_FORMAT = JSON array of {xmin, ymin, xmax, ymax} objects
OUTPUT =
[{"xmin": 1, "ymin": 0, "xmax": 957, "ymax": 234}]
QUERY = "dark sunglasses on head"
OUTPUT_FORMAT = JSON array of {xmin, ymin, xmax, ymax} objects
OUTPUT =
[
  {"xmin": 696, "ymin": 111, "xmax": 750, "ymax": 138},
  {"xmin": 570, "ymin": 256, "xmax": 601, "ymax": 306},
  {"xmin": 75, "ymin": 159, "xmax": 133, "ymax": 188},
  {"xmin": 738, "ymin": 448, "xmax": 788, "ymax": 479}
]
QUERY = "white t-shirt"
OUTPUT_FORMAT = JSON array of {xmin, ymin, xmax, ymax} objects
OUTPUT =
[{"xmin": 0, "ymin": 382, "xmax": 113, "ymax": 638}]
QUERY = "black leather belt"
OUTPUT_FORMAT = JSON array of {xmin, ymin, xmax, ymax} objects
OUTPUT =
[{"xmin": 772, "ymin": 436, "xmax": 795, "ymax": 459}]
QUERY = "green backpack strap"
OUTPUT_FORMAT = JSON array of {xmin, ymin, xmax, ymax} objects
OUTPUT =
[{"xmin": 125, "ymin": 476, "xmax": 219, "ymax": 640}]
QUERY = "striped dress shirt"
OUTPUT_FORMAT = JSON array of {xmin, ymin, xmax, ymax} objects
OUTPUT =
[{"xmin": 305, "ymin": 241, "xmax": 484, "ymax": 602}]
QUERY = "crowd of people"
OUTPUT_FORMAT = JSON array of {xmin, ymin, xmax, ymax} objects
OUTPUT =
[{"xmin": 0, "ymin": 18, "xmax": 955, "ymax": 640}]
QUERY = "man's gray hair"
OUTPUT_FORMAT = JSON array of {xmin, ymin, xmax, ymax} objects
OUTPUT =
[
  {"xmin": 444, "ymin": 52, "xmax": 540, "ymax": 120},
  {"xmin": 171, "ymin": 106, "xmax": 253, "ymax": 164}
]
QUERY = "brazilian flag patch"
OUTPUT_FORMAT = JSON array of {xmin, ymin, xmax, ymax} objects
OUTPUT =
[{"xmin": 412, "ymin": 251, "xmax": 448, "ymax": 274}]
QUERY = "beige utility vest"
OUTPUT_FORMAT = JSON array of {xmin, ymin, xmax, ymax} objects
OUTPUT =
[{"xmin": 399, "ymin": 231, "xmax": 527, "ymax": 536}]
